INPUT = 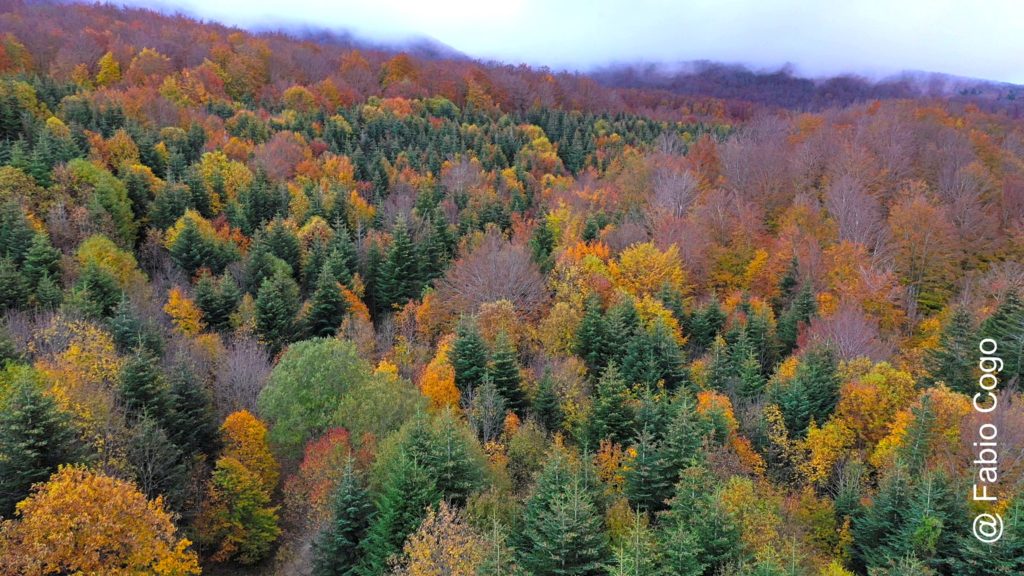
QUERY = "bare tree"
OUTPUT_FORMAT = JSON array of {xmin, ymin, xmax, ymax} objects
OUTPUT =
[
  {"xmin": 212, "ymin": 336, "xmax": 272, "ymax": 418},
  {"xmin": 649, "ymin": 155, "xmax": 699, "ymax": 218},
  {"xmin": 804, "ymin": 303, "xmax": 893, "ymax": 362}
]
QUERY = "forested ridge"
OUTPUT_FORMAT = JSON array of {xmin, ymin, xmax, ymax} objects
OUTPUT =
[{"xmin": 0, "ymin": 2, "xmax": 1022, "ymax": 575}]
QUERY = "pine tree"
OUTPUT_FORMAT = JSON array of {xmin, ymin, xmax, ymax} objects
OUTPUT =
[
  {"xmin": 194, "ymin": 273, "xmax": 241, "ymax": 333},
  {"xmin": 0, "ymin": 200, "xmax": 34, "ymax": 264},
  {"xmin": 70, "ymin": 261, "xmax": 122, "ymax": 318},
  {"xmin": 451, "ymin": 318, "xmax": 489, "ymax": 395},
  {"xmin": 529, "ymin": 220, "xmax": 555, "ymax": 273},
  {"xmin": 33, "ymin": 273, "xmax": 62, "ymax": 309},
  {"xmin": 304, "ymin": 265, "xmax": 348, "ymax": 338},
  {"xmin": 687, "ymin": 300, "xmax": 725, "ymax": 355},
  {"xmin": 575, "ymin": 295, "xmax": 609, "ymax": 376},
  {"xmin": 263, "ymin": 218, "xmax": 302, "ymax": 277},
  {"xmin": 489, "ymin": 331, "xmax": 526, "ymax": 415},
  {"xmin": 119, "ymin": 350, "xmax": 171, "ymax": 423},
  {"xmin": 661, "ymin": 395, "xmax": 711, "ymax": 473},
  {"xmin": 953, "ymin": 497, "xmax": 1024, "ymax": 575},
  {"xmin": 606, "ymin": 508, "xmax": 660, "ymax": 576},
  {"xmin": 770, "ymin": 346, "xmax": 838, "ymax": 436},
  {"xmin": 357, "ymin": 451, "xmax": 440, "ymax": 576},
  {"xmin": 255, "ymin": 269, "xmax": 301, "ymax": 354},
  {"xmin": 108, "ymin": 296, "xmax": 163, "ymax": 356},
  {"xmin": 398, "ymin": 411, "xmax": 485, "ymax": 505},
  {"xmin": 313, "ymin": 459, "xmax": 373, "ymax": 576},
  {"xmin": 605, "ymin": 298, "xmax": 641, "ymax": 361},
  {"xmin": 925, "ymin": 307, "xmax": 976, "ymax": 393},
  {"xmin": 853, "ymin": 466, "xmax": 912, "ymax": 572},
  {"xmin": 533, "ymin": 370, "xmax": 563, "ymax": 432},
  {"xmin": 0, "ymin": 380, "xmax": 82, "ymax": 516},
  {"xmin": 657, "ymin": 467, "xmax": 741, "ymax": 575},
  {"xmin": 168, "ymin": 217, "xmax": 210, "ymax": 277}
]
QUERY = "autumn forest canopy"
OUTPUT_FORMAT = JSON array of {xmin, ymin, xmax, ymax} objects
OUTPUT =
[{"xmin": 0, "ymin": 1, "xmax": 1022, "ymax": 575}]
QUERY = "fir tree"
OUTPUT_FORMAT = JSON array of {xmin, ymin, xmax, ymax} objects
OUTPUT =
[
  {"xmin": 0, "ymin": 257, "xmax": 27, "ymax": 311},
  {"xmin": 304, "ymin": 265, "xmax": 348, "ymax": 338},
  {"xmin": 378, "ymin": 217, "xmax": 421, "ymax": 310},
  {"xmin": 587, "ymin": 363, "xmax": 635, "ymax": 448},
  {"xmin": 575, "ymin": 295, "xmax": 609, "ymax": 376},
  {"xmin": 519, "ymin": 450, "xmax": 610, "ymax": 576},
  {"xmin": 194, "ymin": 273, "xmax": 241, "ymax": 333},
  {"xmin": 451, "ymin": 318, "xmax": 489, "ymax": 396},
  {"xmin": 119, "ymin": 349, "xmax": 171, "ymax": 423},
  {"xmin": 657, "ymin": 467, "xmax": 741, "ymax": 575},
  {"xmin": 533, "ymin": 370, "xmax": 563, "ymax": 432},
  {"xmin": 623, "ymin": 427, "xmax": 673, "ymax": 512},
  {"xmin": 255, "ymin": 269, "xmax": 301, "ymax": 354},
  {"xmin": 688, "ymin": 300, "xmax": 725, "ymax": 355},
  {"xmin": 357, "ymin": 451, "xmax": 440, "ymax": 576},
  {"xmin": 489, "ymin": 331, "xmax": 526, "ymax": 415},
  {"xmin": 313, "ymin": 459, "xmax": 373, "ymax": 576},
  {"xmin": 777, "ymin": 283, "xmax": 817, "ymax": 356},
  {"xmin": 926, "ymin": 307, "xmax": 976, "ymax": 393},
  {"xmin": 0, "ymin": 200, "xmax": 34, "ymax": 264},
  {"xmin": 71, "ymin": 261, "xmax": 122, "ymax": 318},
  {"xmin": 108, "ymin": 296, "xmax": 163, "ymax": 356},
  {"xmin": 168, "ymin": 216, "xmax": 210, "ymax": 277},
  {"xmin": 165, "ymin": 365, "xmax": 221, "ymax": 458},
  {"xmin": 0, "ymin": 380, "xmax": 82, "ymax": 516},
  {"xmin": 980, "ymin": 290, "xmax": 1024, "ymax": 387},
  {"xmin": 22, "ymin": 232, "xmax": 61, "ymax": 291}
]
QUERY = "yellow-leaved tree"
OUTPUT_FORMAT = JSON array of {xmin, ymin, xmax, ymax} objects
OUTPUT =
[{"xmin": 0, "ymin": 465, "xmax": 200, "ymax": 575}]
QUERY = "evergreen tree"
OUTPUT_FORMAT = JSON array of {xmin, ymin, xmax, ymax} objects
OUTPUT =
[
  {"xmin": 108, "ymin": 296, "xmax": 163, "ymax": 356},
  {"xmin": 657, "ymin": 467, "xmax": 741, "ymax": 575},
  {"xmin": 853, "ymin": 466, "xmax": 911, "ymax": 571},
  {"xmin": 313, "ymin": 459, "xmax": 373, "ymax": 576},
  {"xmin": 777, "ymin": 283, "xmax": 817, "ymax": 356},
  {"xmin": 33, "ymin": 273, "xmax": 62, "ymax": 309},
  {"xmin": 395, "ymin": 411, "xmax": 485, "ymax": 505},
  {"xmin": 623, "ymin": 427, "xmax": 673, "ymax": 512},
  {"xmin": 953, "ymin": 497, "xmax": 1024, "ymax": 575},
  {"xmin": 255, "ymin": 269, "xmax": 301, "ymax": 354},
  {"xmin": 770, "ymin": 346, "xmax": 839, "ymax": 436},
  {"xmin": 688, "ymin": 300, "xmax": 725, "ymax": 355},
  {"xmin": 533, "ymin": 370, "xmax": 563, "ymax": 432},
  {"xmin": 263, "ymin": 218, "xmax": 302, "ymax": 278},
  {"xmin": 304, "ymin": 265, "xmax": 348, "ymax": 338},
  {"xmin": 575, "ymin": 295, "xmax": 609, "ymax": 376},
  {"xmin": 165, "ymin": 366, "xmax": 221, "ymax": 458},
  {"xmin": 0, "ymin": 201, "xmax": 34, "ymax": 264},
  {"xmin": 587, "ymin": 363, "xmax": 635, "ymax": 448},
  {"xmin": 529, "ymin": 220, "xmax": 555, "ymax": 273},
  {"xmin": 119, "ymin": 349, "xmax": 171, "ymax": 423},
  {"xmin": 71, "ymin": 261, "xmax": 121, "ymax": 318},
  {"xmin": 194, "ymin": 273, "xmax": 241, "ymax": 332},
  {"xmin": 451, "ymin": 318, "xmax": 489, "ymax": 396},
  {"xmin": 0, "ymin": 257, "xmax": 28, "ymax": 311},
  {"xmin": 378, "ymin": 217, "xmax": 421, "ymax": 310},
  {"xmin": 519, "ymin": 450, "xmax": 610, "ymax": 576},
  {"xmin": 357, "ymin": 451, "xmax": 440, "ymax": 576},
  {"xmin": 22, "ymin": 232, "xmax": 61, "ymax": 291},
  {"xmin": 980, "ymin": 290, "xmax": 1024, "ymax": 387},
  {"xmin": 0, "ymin": 380, "xmax": 82, "ymax": 516},
  {"xmin": 168, "ymin": 217, "xmax": 211, "ymax": 277},
  {"xmin": 926, "ymin": 307, "xmax": 976, "ymax": 393},
  {"xmin": 489, "ymin": 331, "xmax": 526, "ymax": 415},
  {"xmin": 606, "ymin": 508, "xmax": 661, "ymax": 576},
  {"xmin": 661, "ymin": 395, "xmax": 711, "ymax": 473},
  {"xmin": 125, "ymin": 414, "xmax": 187, "ymax": 510}
]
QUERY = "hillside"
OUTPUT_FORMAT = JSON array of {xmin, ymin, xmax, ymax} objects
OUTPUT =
[{"xmin": 0, "ymin": 2, "xmax": 1022, "ymax": 575}]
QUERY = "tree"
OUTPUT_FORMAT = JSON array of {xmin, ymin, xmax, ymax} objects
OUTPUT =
[
  {"xmin": 777, "ymin": 283, "xmax": 817, "ymax": 356},
  {"xmin": 220, "ymin": 410, "xmax": 280, "ymax": 494},
  {"xmin": 0, "ymin": 257, "xmax": 27, "ymax": 311},
  {"xmin": 576, "ymin": 294, "xmax": 610, "ymax": 375},
  {"xmin": 980, "ymin": 290, "xmax": 1023, "ymax": 387},
  {"xmin": 518, "ymin": 449, "xmax": 610, "ymax": 575},
  {"xmin": 305, "ymin": 265, "xmax": 348, "ymax": 338},
  {"xmin": 197, "ymin": 455, "xmax": 281, "ymax": 564},
  {"xmin": 770, "ymin": 346, "xmax": 839, "ymax": 436},
  {"xmin": 21, "ymin": 233, "xmax": 60, "ymax": 293},
  {"xmin": 165, "ymin": 366, "xmax": 221, "ymax": 458},
  {"xmin": 194, "ymin": 273, "xmax": 241, "ymax": 332},
  {"xmin": 378, "ymin": 217, "xmax": 421, "ymax": 310},
  {"xmin": 126, "ymin": 415, "xmax": 187, "ymax": 509},
  {"xmin": 255, "ymin": 269, "xmax": 301, "ymax": 354},
  {"xmin": 926, "ymin": 307, "xmax": 976, "ymax": 393},
  {"xmin": 534, "ymin": 369, "xmax": 564, "ymax": 432},
  {"xmin": 259, "ymin": 338, "xmax": 375, "ymax": 455},
  {"xmin": 623, "ymin": 427, "xmax": 673, "ymax": 513},
  {"xmin": 313, "ymin": 458, "xmax": 373, "ymax": 576},
  {"xmin": 0, "ymin": 466, "xmax": 200, "ymax": 575},
  {"xmin": 71, "ymin": 261, "xmax": 122, "ymax": 318},
  {"xmin": 489, "ymin": 331, "xmax": 526, "ymax": 414},
  {"xmin": 606, "ymin": 508, "xmax": 660, "ymax": 576},
  {"xmin": 657, "ymin": 466, "xmax": 741, "ymax": 575},
  {"xmin": 391, "ymin": 501, "xmax": 487, "ymax": 576},
  {"xmin": 0, "ymin": 379, "xmax": 82, "ymax": 517},
  {"xmin": 96, "ymin": 51, "xmax": 121, "ymax": 86},
  {"xmin": 588, "ymin": 363, "xmax": 636, "ymax": 448},
  {"xmin": 119, "ymin": 349, "xmax": 171, "ymax": 423},
  {"xmin": 451, "ymin": 318, "xmax": 489, "ymax": 396},
  {"xmin": 357, "ymin": 450, "xmax": 440, "ymax": 575}
]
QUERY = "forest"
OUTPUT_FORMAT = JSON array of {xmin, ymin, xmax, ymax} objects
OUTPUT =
[{"xmin": 0, "ymin": 1, "xmax": 1022, "ymax": 575}]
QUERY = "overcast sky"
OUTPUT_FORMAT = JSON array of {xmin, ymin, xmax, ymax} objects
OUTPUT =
[{"xmin": 129, "ymin": 0, "xmax": 1024, "ymax": 83}]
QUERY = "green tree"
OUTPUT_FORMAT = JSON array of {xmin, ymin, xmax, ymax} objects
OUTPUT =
[
  {"xmin": 119, "ymin": 349, "xmax": 171, "ymax": 423},
  {"xmin": 777, "ymin": 283, "xmax": 817, "ymax": 356},
  {"xmin": 313, "ymin": 458, "xmax": 373, "ymax": 576},
  {"xmin": 22, "ymin": 232, "xmax": 60, "ymax": 291},
  {"xmin": 165, "ymin": 365, "xmax": 221, "ymax": 458},
  {"xmin": 199, "ymin": 456, "xmax": 281, "ymax": 565},
  {"xmin": 304, "ymin": 265, "xmax": 348, "ymax": 338},
  {"xmin": 378, "ymin": 217, "xmax": 421, "ymax": 310},
  {"xmin": 575, "ymin": 295, "xmax": 609, "ymax": 376},
  {"xmin": 255, "ymin": 269, "xmax": 301, "ymax": 354},
  {"xmin": 980, "ymin": 290, "xmax": 1023, "ymax": 387},
  {"xmin": 587, "ymin": 363, "xmax": 635, "ymax": 448},
  {"xmin": 657, "ymin": 466, "xmax": 741, "ymax": 575},
  {"xmin": 357, "ymin": 451, "xmax": 440, "ymax": 576},
  {"xmin": 194, "ymin": 273, "xmax": 241, "ymax": 332},
  {"xmin": 0, "ymin": 377, "xmax": 82, "ymax": 516},
  {"xmin": 0, "ymin": 257, "xmax": 27, "ymax": 311},
  {"xmin": 533, "ymin": 370, "xmax": 563, "ymax": 432},
  {"xmin": 623, "ymin": 427, "xmax": 673, "ymax": 513},
  {"xmin": 451, "ymin": 318, "xmax": 489, "ymax": 396},
  {"xmin": 926, "ymin": 307, "xmax": 976, "ymax": 393},
  {"xmin": 489, "ymin": 331, "xmax": 526, "ymax": 415}
]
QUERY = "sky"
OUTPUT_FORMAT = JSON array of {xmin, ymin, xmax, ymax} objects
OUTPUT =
[{"xmin": 127, "ymin": 0, "xmax": 1024, "ymax": 83}]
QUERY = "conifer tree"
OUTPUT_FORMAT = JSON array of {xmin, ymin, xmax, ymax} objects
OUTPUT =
[
  {"xmin": 657, "ymin": 467, "xmax": 741, "ymax": 575},
  {"xmin": 777, "ymin": 283, "xmax": 817, "ymax": 356},
  {"xmin": 587, "ymin": 363, "xmax": 635, "ymax": 448},
  {"xmin": 0, "ymin": 380, "xmax": 82, "ymax": 516},
  {"xmin": 489, "ymin": 331, "xmax": 526, "ymax": 415},
  {"xmin": 0, "ymin": 201, "xmax": 34, "ymax": 264},
  {"xmin": 980, "ymin": 290, "xmax": 1024, "ymax": 386},
  {"xmin": 119, "ymin": 349, "xmax": 171, "ymax": 423},
  {"xmin": 126, "ymin": 414, "xmax": 188, "ymax": 509},
  {"xmin": 533, "ymin": 370, "xmax": 563, "ymax": 432},
  {"xmin": 357, "ymin": 451, "xmax": 440, "ymax": 576},
  {"xmin": 519, "ymin": 450, "xmax": 610, "ymax": 576},
  {"xmin": 926, "ymin": 307, "xmax": 976, "ymax": 393},
  {"xmin": 255, "ymin": 269, "xmax": 300, "ymax": 354},
  {"xmin": 22, "ymin": 232, "xmax": 60, "ymax": 291},
  {"xmin": 165, "ymin": 366, "xmax": 221, "ymax": 458},
  {"xmin": 378, "ymin": 217, "xmax": 420, "ymax": 310},
  {"xmin": 304, "ymin": 265, "xmax": 348, "ymax": 338},
  {"xmin": 0, "ymin": 257, "xmax": 27, "ymax": 311},
  {"xmin": 623, "ymin": 427, "xmax": 673, "ymax": 512},
  {"xmin": 451, "ymin": 318, "xmax": 489, "ymax": 395},
  {"xmin": 194, "ymin": 273, "xmax": 241, "ymax": 333},
  {"xmin": 575, "ymin": 294, "xmax": 609, "ymax": 376},
  {"xmin": 687, "ymin": 299, "xmax": 726, "ymax": 355},
  {"xmin": 168, "ymin": 217, "xmax": 211, "ymax": 277},
  {"xmin": 313, "ymin": 459, "xmax": 373, "ymax": 576}
]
